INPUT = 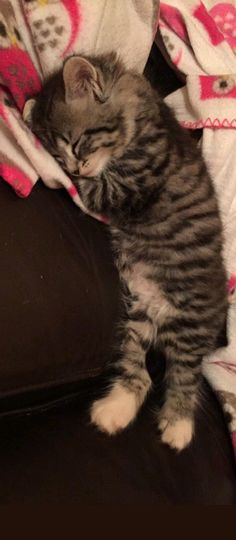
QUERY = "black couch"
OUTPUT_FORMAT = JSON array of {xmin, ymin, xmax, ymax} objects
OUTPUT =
[{"xmin": 0, "ymin": 44, "xmax": 235, "ymax": 504}]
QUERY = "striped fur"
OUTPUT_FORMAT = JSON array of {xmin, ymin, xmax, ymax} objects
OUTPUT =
[{"xmin": 29, "ymin": 53, "xmax": 228, "ymax": 450}]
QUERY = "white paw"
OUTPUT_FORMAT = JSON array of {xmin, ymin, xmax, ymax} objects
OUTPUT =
[
  {"xmin": 160, "ymin": 417, "xmax": 194, "ymax": 451},
  {"xmin": 91, "ymin": 384, "xmax": 138, "ymax": 435}
]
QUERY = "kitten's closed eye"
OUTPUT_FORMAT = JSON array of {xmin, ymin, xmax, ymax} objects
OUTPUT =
[{"xmin": 57, "ymin": 134, "xmax": 71, "ymax": 144}]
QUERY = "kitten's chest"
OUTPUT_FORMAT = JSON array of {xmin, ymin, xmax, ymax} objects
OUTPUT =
[{"xmin": 119, "ymin": 260, "xmax": 175, "ymax": 321}]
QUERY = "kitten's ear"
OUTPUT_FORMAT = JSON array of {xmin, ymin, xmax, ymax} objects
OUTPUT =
[
  {"xmin": 23, "ymin": 98, "xmax": 36, "ymax": 125},
  {"xmin": 63, "ymin": 56, "xmax": 103, "ymax": 102}
]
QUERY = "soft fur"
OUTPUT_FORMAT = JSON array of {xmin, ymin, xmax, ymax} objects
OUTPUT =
[{"xmin": 26, "ymin": 52, "xmax": 228, "ymax": 451}]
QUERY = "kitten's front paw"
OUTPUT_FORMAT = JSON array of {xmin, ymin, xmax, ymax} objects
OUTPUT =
[
  {"xmin": 91, "ymin": 384, "xmax": 138, "ymax": 435},
  {"xmin": 158, "ymin": 410, "xmax": 194, "ymax": 451}
]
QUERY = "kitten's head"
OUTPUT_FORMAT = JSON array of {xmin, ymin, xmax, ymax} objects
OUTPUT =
[{"xmin": 24, "ymin": 52, "xmax": 150, "ymax": 178}]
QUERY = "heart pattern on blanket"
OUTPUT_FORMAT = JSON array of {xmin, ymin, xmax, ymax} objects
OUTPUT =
[
  {"xmin": 27, "ymin": 3, "xmax": 70, "ymax": 68},
  {"xmin": 55, "ymin": 25, "xmax": 64, "ymax": 35},
  {"xmin": 210, "ymin": 3, "xmax": 236, "ymax": 51},
  {"xmin": 46, "ymin": 16, "xmax": 56, "ymax": 25}
]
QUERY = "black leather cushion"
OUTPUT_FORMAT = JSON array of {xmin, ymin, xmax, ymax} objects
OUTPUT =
[
  {"xmin": 1, "ymin": 178, "xmax": 235, "ymax": 504},
  {"xmin": 0, "ymin": 180, "xmax": 119, "ymax": 409},
  {"xmin": 0, "ymin": 380, "xmax": 235, "ymax": 503}
]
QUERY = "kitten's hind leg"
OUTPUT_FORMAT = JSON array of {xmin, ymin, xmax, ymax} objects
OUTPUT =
[
  {"xmin": 157, "ymin": 329, "xmax": 203, "ymax": 450},
  {"xmin": 91, "ymin": 316, "xmax": 154, "ymax": 435}
]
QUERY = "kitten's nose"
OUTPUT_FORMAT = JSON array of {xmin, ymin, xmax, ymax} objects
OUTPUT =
[{"xmin": 79, "ymin": 160, "xmax": 90, "ymax": 176}]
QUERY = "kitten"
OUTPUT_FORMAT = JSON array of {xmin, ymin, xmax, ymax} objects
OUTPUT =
[{"xmin": 25, "ymin": 52, "xmax": 228, "ymax": 451}]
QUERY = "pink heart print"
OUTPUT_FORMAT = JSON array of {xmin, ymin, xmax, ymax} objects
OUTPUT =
[
  {"xmin": 0, "ymin": 47, "xmax": 41, "ymax": 111},
  {"xmin": 210, "ymin": 3, "xmax": 236, "ymax": 50}
]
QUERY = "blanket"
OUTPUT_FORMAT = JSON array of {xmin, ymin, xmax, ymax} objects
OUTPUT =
[
  {"xmin": 159, "ymin": 0, "xmax": 236, "ymax": 458},
  {"xmin": 0, "ymin": 0, "xmax": 159, "ymax": 218}
]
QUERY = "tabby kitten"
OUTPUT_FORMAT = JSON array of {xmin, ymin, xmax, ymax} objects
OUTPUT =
[{"xmin": 24, "ymin": 52, "xmax": 228, "ymax": 450}]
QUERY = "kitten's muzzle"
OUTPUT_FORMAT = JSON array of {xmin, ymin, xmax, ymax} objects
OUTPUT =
[{"xmin": 78, "ymin": 160, "xmax": 91, "ymax": 176}]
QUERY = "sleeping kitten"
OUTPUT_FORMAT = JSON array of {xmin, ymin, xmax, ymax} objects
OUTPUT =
[{"xmin": 24, "ymin": 52, "xmax": 228, "ymax": 450}]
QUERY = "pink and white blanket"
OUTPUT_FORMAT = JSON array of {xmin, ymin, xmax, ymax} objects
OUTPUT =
[
  {"xmin": 0, "ymin": 0, "xmax": 159, "ymax": 218},
  {"xmin": 159, "ymin": 0, "xmax": 236, "ymax": 457}
]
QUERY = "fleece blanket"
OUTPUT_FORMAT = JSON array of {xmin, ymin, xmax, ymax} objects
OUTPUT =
[
  {"xmin": 0, "ymin": 0, "xmax": 159, "ymax": 218},
  {"xmin": 159, "ymin": 0, "xmax": 236, "ymax": 457}
]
